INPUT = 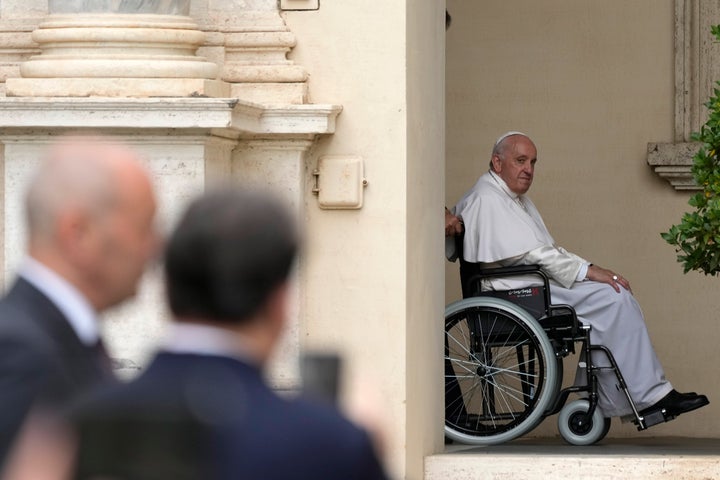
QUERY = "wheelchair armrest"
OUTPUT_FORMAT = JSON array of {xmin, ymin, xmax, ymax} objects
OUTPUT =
[
  {"xmin": 464, "ymin": 264, "xmax": 550, "ymax": 291},
  {"xmin": 472, "ymin": 264, "xmax": 543, "ymax": 277}
]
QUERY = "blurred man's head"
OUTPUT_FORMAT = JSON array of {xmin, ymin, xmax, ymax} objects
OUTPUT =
[
  {"xmin": 164, "ymin": 188, "xmax": 298, "ymax": 364},
  {"xmin": 25, "ymin": 137, "xmax": 159, "ymax": 311}
]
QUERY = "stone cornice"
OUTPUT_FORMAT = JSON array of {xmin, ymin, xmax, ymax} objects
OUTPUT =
[
  {"xmin": 647, "ymin": 141, "xmax": 700, "ymax": 190},
  {"xmin": 231, "ymin": 101, "xmax": 341, "ymax": 134},
  {"xmin": 0, "ymin": 97, "xmax": 342, "ymax": 136}
]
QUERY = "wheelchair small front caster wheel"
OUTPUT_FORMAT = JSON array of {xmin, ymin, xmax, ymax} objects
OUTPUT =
[{"xmin": 558, "ymin": 399, "xmax": 611, "ymax": 446}]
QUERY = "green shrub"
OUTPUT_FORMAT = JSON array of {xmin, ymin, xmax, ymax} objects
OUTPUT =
[{"xmin": 662, "ymin": 26, "xmax": 720, "ymax": 275}]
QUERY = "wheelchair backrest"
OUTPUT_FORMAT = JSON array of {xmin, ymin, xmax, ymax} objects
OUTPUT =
[{"xmin": 455, "ymin": 233, "xmax": 549, "ymax": 320}]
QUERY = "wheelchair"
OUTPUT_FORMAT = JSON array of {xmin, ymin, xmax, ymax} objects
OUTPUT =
[{"xmin": 444, "ymin": 236, "xmax": 677, "ymax": 446}]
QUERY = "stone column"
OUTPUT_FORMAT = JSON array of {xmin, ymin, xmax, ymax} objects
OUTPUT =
[{"xmin": 6, "ymin": 0, "xmax": 228, "ymax": 97}]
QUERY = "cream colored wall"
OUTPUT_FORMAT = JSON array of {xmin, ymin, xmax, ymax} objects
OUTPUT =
[
  {"xmin": 446, "ymin": 0, "xmax": 719, "ymax": 438},
  {"xmin": 285, "ymin": 3, "xmax": 445, "ymax": 478}
]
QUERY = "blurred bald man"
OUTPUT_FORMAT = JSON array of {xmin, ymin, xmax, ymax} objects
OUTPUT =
[{"xmin": 0, "ymin": 137, "xmax": 158, "ymax": 465}]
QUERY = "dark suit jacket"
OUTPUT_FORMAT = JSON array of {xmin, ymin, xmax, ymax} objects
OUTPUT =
[
  {"xmin": 71, "ymin": 352, "xmax": 388, "ymax": 480},
  {"xmin": 0, "ymin": 278, "xmax": 113, "ymax": 465}
]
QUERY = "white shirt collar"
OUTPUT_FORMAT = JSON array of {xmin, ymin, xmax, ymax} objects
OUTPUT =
[
  {"xmin": 162, "ymin": 322, "xmax": 255, "ymax": 364},
  {"xmin": 488, "ymin": 170, "xmax": 520, "ymax": 200},
  {"xmin": 19, "ymin": 257, "xmax": 100, "ymax": 346}
]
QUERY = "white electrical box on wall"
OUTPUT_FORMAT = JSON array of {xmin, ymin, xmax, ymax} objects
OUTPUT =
[{"xmin": 314, "ymin": 155, "xmax": 366, "ymax": 209}]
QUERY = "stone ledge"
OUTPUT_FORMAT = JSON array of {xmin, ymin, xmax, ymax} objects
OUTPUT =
[
  {"xmin": 5, "ymin": 78, "xmax": 229, "ymax": 98},
  {"xmin": 0, "ymin": 97, "xmax": 342, "ymax": 136},
  {"xmin": 426, "ymin": 438, "xmax": 720, "ymax": 479},
  {"xmin": 647, "ymin": 141, "xmax": 701, "ymax": 191},
  {"xmin": 231, "ymin": 101, "xmax": 341, "ymax": 134}
]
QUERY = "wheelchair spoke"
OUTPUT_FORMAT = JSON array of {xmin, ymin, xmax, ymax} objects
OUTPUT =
[
  {"xmin": 447, "ymin": 375, "xmax": 484, "ymax": 423},
  {"xmin": 490, "ymin": 357, "xmax": 540, "ymax": 380},
  {"xmin": 446, "ymin": 389, "xmax": 469, "ymax": 420},
  {"xmin": 485, "ymin": 343, "xmax": 529, "ymax": 366},
  {"xmin": 487, "ymin": 372, "xmax": 531, "ymax": 406},
  {"xmin": 447, "ymin": 358, "xmax": 481, "ymax": 375},
  {"xmin": 453, "ymin": 358, "xmax": 529, "ymax": 427},
  {"xmin": 456, "ymin": 374, "xmax": 495, "ymax": 430},
  {"xmin": 446, "ymin": 330, "xmax": 477, "ymax": 361},
  {"xmin": 492, "ymin": 381, "xmax": 520, "ymax": 422}
]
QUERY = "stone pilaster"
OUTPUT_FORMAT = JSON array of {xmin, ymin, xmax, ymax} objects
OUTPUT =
[
  {"xmin": 232, "ymin": 137, "xmax": 314, "ymax": 389},
  {"xmin": 191, "ymin": 0, "xmax": 309, "ymax": 104},
  {"xmin": 648, "ymin": 0, "xmax": 720, "ymax": 190},
  {"xmin": 222, "ymin": 26, "xmax": 308, "ymax": 104},
  {"xmin": 0, "ymin": 24, "xmax": 39, "ymax": 96},
  {"xmin": 0, "ymin": 0, "xmax": 45, "ymax": 97}
]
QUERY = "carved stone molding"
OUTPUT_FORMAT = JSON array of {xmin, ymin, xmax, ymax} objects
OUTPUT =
[
  {"xmin": 222, "ymin": 29, "xmax": 308, "ymax": 104},
  {"xmin": 6, "ymin": 13, "xmax": 227, "ymax": 97},
  {"xmin": 647, "ymin": 141, "xmax": 700, "ymax": 190},
  {"xmin": 0, "ymin": 1, "xmax": 312, "ymax": 103},
  {"xmin": 648, "ymin": 0, "xmax": 720, "ymax": 190},
  {"xmin": 0, "ymin": 97, "xmax": 341, "ymax": 135},
  {"xmin": 0, "ymin": 20, "xmax": 42, "ymax": 96}
]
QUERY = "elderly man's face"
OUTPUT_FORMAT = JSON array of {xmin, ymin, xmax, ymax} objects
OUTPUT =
[{"xmin": 492, "ymin": 136, "xmax": 537, "ymax": 195}]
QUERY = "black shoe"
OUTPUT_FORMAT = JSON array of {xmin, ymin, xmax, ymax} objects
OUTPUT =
[{"xmin": 640, "ymin": 389, "xmax": 709, "ymax": 417}]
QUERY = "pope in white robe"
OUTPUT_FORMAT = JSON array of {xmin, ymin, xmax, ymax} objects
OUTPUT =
[{"xmin": 453, "ymin": 132, "xmax": 676, "ymax": 418}]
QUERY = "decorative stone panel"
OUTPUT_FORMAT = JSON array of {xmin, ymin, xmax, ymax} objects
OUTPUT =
[{"xmin": 0, "ymin": 96, "xmax": 342, "ymax": 387}]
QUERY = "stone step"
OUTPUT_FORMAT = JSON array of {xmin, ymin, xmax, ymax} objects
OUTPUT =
[{"xmin": 425, "ymin": 438, "xmax": 720, "ymax": 479}]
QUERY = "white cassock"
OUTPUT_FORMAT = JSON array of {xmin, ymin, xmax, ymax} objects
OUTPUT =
[{"xmin": 453, "ymin": 171, "xmax": 672, "ymax": 417}]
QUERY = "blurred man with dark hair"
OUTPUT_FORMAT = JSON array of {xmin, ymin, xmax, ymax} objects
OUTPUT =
[{"xmin": 69, "ymin": 188, "xmax": 388, "ymax": 480}]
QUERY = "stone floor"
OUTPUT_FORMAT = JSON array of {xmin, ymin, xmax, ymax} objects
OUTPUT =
[{"xmin": 425, "ymin": 438, "xmax": 720, "ymax": 479}]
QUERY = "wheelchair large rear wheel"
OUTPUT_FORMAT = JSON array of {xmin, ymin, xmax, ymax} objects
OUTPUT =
[{"xmin": 445, "ymin": 297, "xmax": 558, "ymax": 445}]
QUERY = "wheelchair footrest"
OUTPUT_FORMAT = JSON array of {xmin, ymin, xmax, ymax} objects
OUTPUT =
[{"xmin": 634, "ymin": 408, "xmax": 675, "ymax": 430}]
